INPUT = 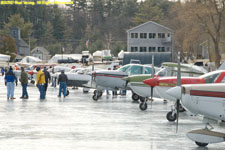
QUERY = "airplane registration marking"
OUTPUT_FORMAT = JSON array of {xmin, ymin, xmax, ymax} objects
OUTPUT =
[{"xmin": 190, "ymin": 90, "xmax": 225, "ymax": 98}]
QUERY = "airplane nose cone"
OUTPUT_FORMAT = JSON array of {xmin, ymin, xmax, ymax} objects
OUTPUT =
[
  {"xmin": 166, "ymin": 86, "xmax": 182, "ymax": 100},
  {"xmin": 143, "ymin": 78, "xmax": 158, "ymax": 87}
]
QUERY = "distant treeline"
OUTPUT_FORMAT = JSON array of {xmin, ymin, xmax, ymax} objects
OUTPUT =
[{"xmin": 0, "ymin": 0, "xmax": 224, "ymax": 67}]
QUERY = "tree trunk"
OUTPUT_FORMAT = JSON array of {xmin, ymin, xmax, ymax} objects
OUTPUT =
[{"xmin": 214, "ymin": 41, "xmax": 221, "ymax": 68}]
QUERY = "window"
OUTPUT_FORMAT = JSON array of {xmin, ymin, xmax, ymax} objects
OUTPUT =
[
  {"xmin": 149, "ymin": 47, "xmax": 156, "ymax": 52},
  {"xmin": 144, "ymin": 67, "xmax": 152, "ymax": 74},
  {"xmin": 140, "ymin": 33, "xmax": 147, "ymax": 38},
  {"xmin": 221, "ymin": 76, "xmax": 225, "ymax": 83},
  {"xmin": 140, "ymin": 47, "xmax": 147, "ymax": 52},
  {"xmin": 131, "ymin": 33, "xmax": 138, "ymax": 38},
  {"xmin": 158, "ymin": 47, "xmax": 165, "ymax": 52},
  {"xmin": 203, "ymin": 73, "xmax": 220, "ymax": 83},
  {"xmin": 158, "ymin": 33, "xmax": 165, "ymax": 38},
  {"xmin": 119, "ymin": 65, "xmax": 130, "ymax": 72},
  {"xmin": 167, "ymin": 47, "xmax": 170, "ymax": 52},
  {"xmin": 149, "ymin": 33, "xmax": 156, "ymax": 39},
  {"xmin": 128, "ymin": 65, "xmax": 143, "ymax": 75},
  {"xmin": 131, "ymin": 47, "xmax": 138, "ymax": 52}
]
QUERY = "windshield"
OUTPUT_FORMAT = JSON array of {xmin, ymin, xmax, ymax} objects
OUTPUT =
[
  {"xmin": 144, "ymin": 67, "xmax": 152, "ymax": 74},
  {"xmin": 203, "ymin": 72, "xmax": 221, "ymax": 83},
  {"xmin": 127, "ymin": 65, "xmax": 143, "ymax": 75},
  {"xmin": 118, "ymin": 65, "xmax": 130, "ymax": 72}
]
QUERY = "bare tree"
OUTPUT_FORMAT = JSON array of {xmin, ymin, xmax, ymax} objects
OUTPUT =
[{"xmin": 195, "ymin": 0, "xmax": 225, "ymax": 67}]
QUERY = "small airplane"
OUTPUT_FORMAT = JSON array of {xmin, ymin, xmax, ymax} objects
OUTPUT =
[
  {"xmin": 122, "ymin": 62, "xmax": 207, "ymax": 103},
  {"xmin": 167, "ymin": 83, "xmax": 225, "ymax": 147},
  {"xmin": 90, "ymin": 64, "xmax": 156, "ymax": 101},
  {"xmin": 143, "ymin": 70, "xmax": 225, "ymax": 121}
]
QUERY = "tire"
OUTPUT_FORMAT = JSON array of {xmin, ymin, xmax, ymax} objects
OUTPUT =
[
  {"xmin": 92, "ymin": 95, "xmax": 98, "ymax": 101},
  {"xmin": 139, "ymin": 102, "xmax": 148, "ymax": 111},
  {"xmin": 98, "ymin": 91, "xmax": 103, "ymax": 97},
  {"xmin": 166, "ymin": 111, "xmax": 177, "ymax": 122},
  {"xmin": 93, "ymin": 90, "xmax": 97, "ymax": 95},
  {"xmin": 132, "ymin": 93, "xmax": 140, "ymax": 101},
  {"xmin": 30, "ymin": 80, "xmax": 35, "ymax": 84},
  {"xmin": 195, "ymin": 142, "xmax": 208, "ymax": 147},
  {"xmin": 66, "ymin": 89, "xmax": 69, "ymax": 96}
]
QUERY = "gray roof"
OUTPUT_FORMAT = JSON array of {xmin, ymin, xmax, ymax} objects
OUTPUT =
[
  {"xmin": 127, "ymin": 21, "xmax": 174, "ymax": 33},
  {"xmin": 18, "ymin": 39, "xmax": 29, "ymax": 47},
  {"xmin": 31, "ymin": 47, "xmax": 49, "ymax": 55}
]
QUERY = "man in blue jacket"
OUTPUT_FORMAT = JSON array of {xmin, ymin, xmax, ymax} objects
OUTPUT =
[{"xmin": 5, "ymin": 66, "xmax": 18, "ymax": 100}]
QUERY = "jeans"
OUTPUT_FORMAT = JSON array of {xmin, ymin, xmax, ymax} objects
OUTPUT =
[
  {"xmin": 7, "ymin": 82, "xmax": 15, "ymax": 98},
  {"xmin": 38, "ymin": 84, "xmax": 45, "ymax": 99},
  {"xmin": 22, "ymin": 84, "xmax": 28, "ymax": 98},
  {"xmin": 59, "ymin": 82, "xmax": 67, "ymax": 97},
  {"xmin": 44, "ymin": 83, "xmax": 48, "ymax": 95}
]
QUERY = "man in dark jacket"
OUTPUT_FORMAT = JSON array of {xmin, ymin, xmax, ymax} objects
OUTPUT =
[
  {"xmin": 58, "ymin": 70, "xmax": 68, "ymax": 97},
  {"xmin": 5, "ymin": 66, "xmax": 17, "ymax": 99},
  {"xmin": 43, "ymin": 67, "xmax": 51, "ymax": 95},
  {"xmin": 19, "ymin": 67, "xmax": 28, "ymax": 99}
]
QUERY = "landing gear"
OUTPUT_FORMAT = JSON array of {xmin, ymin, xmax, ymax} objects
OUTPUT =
[
  {"xmin": 166, "ymin": 111, "xmax": 177, "ymax": 122},
  {"xmin": 66, "ymin": 89, "xmax": 69, "ymax": 96},
  {"xmin": 195, "ymin": 142, "xmax": 208, "ymax": 147},
  {"xmin": 92, "ymin": 90, "xmax": 103, "ymax": 101},
  {"xmin": 92, "ymin": 95, "xmax": 99, "ymax": 101},
  {"xmin": 139, "ymin": 97, "xmax": 145, "ymax": 103},
  {"xmin": 132, "ymin": 93, "xmax": 140, "ymax": 101},
  {"xmin": 139, "ymin": 102, "xmax": 147, "ymax": 110}
]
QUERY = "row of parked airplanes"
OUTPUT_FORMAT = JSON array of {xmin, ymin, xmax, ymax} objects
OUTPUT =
[{"xmin": 12, "ymin": 55, "xmax": 225, "ymax": 147}]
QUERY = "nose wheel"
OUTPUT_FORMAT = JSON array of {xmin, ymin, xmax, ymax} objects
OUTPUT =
[
  {"xmin": 166, "ymin": 111, "xmax": 177, "ymax": 122},
  {"xmin": 132, "ymin": 93, "xmax": 140, "ymax": 102},
  {"xmin": 92, "ymin": 90, "xmax": 103, "ymax": 101}
]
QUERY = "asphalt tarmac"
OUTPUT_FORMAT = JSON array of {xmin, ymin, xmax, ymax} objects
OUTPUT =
[{"xmin": 0, "ymin": 76, "xmax": 224, "ymax": 150}]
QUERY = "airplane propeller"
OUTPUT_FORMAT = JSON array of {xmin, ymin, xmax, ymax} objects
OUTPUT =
[
  {"xmin": 90, "ymin": 62, "xmax": 95, "ymax": 87},
  {"xmin": 150, "ymin": 54, "xmax": 155, "ymax": 101},
  {"xmin": 176, "ymin": 51, "xmax": 181, "ymax": 133}
]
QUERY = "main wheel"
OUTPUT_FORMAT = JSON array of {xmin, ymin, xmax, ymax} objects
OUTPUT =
[
  {"xmin": 139, "ymin": 102, "xmax": 148, "ymax": 111},
  {"xmin": 93, "ymin": 90, "xmax": 97, "ymax": 95},
  {"xmin": 195, "ymin": 142, "xmax": 208, "ymax": 147},
  {"xmin": 132, "ymin": 93, "xmax": 140, "ymax": 101},
  {"xmin": 166, "ymin": 111, "xmax": 177, "ymax": 122},
  {"xmin": 92, "ymin": 95, "xmax": 98, "ymax": 101},
  {"xmin": 66, "ymin": 89, "xmax": 69, "ymax": 96},
  {"xmin": 98, "ymin": 91, "xmax": 103, "ymax": 97}
]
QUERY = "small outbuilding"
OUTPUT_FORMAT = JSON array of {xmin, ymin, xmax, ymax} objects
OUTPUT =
[{"xmin": 31, "ymin": 47, "xmax": 51, "ymax": 62}]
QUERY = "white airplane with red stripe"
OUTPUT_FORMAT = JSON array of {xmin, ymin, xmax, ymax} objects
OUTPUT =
[{"xmin": 167, "ymin": 83, "xmax": 225, "ymax": 147}]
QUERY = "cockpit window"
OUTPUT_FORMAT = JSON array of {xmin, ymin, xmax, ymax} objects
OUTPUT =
[
  {"xmin": 127, "ymin": 65, "xmax": 143, "ymax": 75},
  {"xmin": 144, "ymin": 67, "xmax": 152, "ymax": 74},
  {"xmin": 118, "ymin": 65, "xmax": 130, "ymax": 72},
  {"xmin": 204, "ymin": 73, "xmax": 220, "ymax": 83}
]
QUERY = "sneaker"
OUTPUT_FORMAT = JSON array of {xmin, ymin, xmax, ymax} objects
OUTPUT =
[
  {"xmin": 24, "ymin": 97, "xmax": 29, "ymax": 99},
  {"xmin": 58, "ymin": 95, "xmax": 61, "ymax": 97},
  {"xmin": 20, "ymin": 96, "xmax": 24, "ymax": 99},
  {"xmin": 11, "ymin": 97, "xmax": 16, "ymax": 99}
]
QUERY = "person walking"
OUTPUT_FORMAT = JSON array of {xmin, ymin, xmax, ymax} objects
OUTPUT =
[
  {"xmin": 5, "ymin": 66, "xmax": 17, "ymax": 100},
  {"xmin": 43, "ymin": 67, "xmax": 51, "ymax": 95},
  {"xmin": 36, "ymin": 67, "xmax": 46, "ymax": 100},
  {"xmin": 19, "ymin": 67, "xmax": 29, "ymax": 99},
  {"xmin": 58, "ymin": 70, "xmax": 68, "ymax": 98}
]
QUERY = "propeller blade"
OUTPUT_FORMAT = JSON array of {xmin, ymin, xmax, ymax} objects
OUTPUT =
[
  {"xmin": 150, "ymin": 86, "xmax": 153, "ymax": 100},
  {"xmin": 176, "ymin": 99, "xmax": 180, "ymax": 133},
  {"xmin": 176, "ymin": 51, "xmax": 181, "ymax": 133}
]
